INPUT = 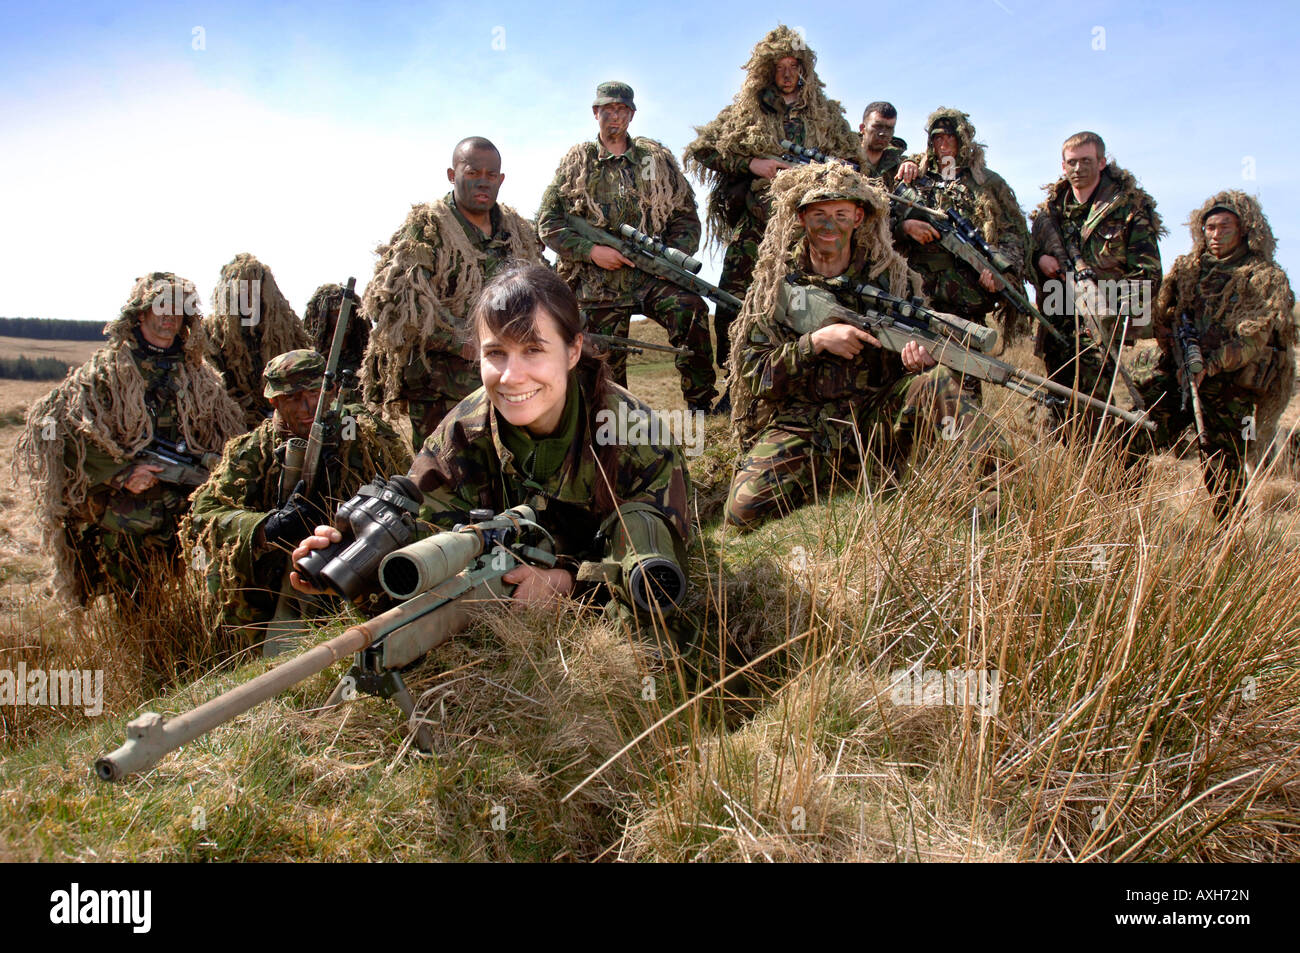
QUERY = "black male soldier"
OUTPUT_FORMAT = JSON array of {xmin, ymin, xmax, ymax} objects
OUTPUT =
[
  {"xmin": 684, "ymin": 25, "xmax": 858, "ymax": 367},
  {"xmin": 1030, "ymin": 131, "xmax": 1165, "ymax": 429},
  {"xmin": 538, "ymin": 81, "xmax": 718, "ymax": 411},
  {"xmin": 362, "ymin": 137, "xmax": 544, "ymax": 448},
  {"xmin": 184, "ymin": 350, "xmax": 411, "ymax": 634},
  {"xmin": 1128, "ymin": 191, "xmax": 1293, "ymax": 518}
]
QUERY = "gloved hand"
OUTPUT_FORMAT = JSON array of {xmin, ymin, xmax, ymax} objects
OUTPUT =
[{"xmin": 263, "ymin": 481, "xmax": 317, "ymax": 547}]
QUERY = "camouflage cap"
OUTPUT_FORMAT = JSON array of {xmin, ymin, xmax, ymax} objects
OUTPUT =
[
  {"xmin": 263, "ymin": 349, "xmax": 325, "ymax": 398},
  {"xmin": 593, "ymin": 81, "xmax": 636, "ymax": 110},
  {"xmin": 1205, "ymin": 204, "xmax": 1240, "ymax": 220},
  {"xmin": 928, "ymin": 117, "xmax": 959, "ymax": 137},
  {"xmin": 797, "ymin": 187, "xmax": 865, "ymax": 210}
]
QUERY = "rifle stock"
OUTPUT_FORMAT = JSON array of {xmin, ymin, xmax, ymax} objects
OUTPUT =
[{"xmin": 96, "ymin": 506, "xmax": 551, "ymax": 781}]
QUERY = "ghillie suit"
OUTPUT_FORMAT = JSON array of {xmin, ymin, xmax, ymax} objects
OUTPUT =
[
  {"xmin": 360, "ymin": 195, "xmax": 543, "ymax": 448},
  {"xmin": 1030, "ymin": 160, "xmax": 1165, "ymax": 428},
  {"xmin": 896, "ymin": 107, "xmax": 1030, "ymax": 349},
  {"xmin": 1130, "ymin": 190, "xmax": 1295, "ymax": 517},
  {"xmin": 203, "ymin": 253, "xmax": 310, "ymax": 428},
  {"xmin": 14, "ymin": 273, "xmax": 244, "ymax": 607},
  {"xmin": 722, "ymin": 164, "xmax": 994, "ymax": 530},
  {"xmin": 537, "ymin": 131, "xmax": 717, "ymax": 407},
  {"xmin": 182, "ymin": 404, "xmax": 410, "ymax": 633},
  {"xmin": 683, "ymin": 24, "xmax": 858, "ymax": 362},
  {"xmin": 303, "ymin": 282, "xmax": 370, "ymax": 387}
]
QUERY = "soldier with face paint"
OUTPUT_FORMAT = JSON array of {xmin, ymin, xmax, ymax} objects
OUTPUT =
[
  {"xmin": 1128, "ymin": 191, "xmax": 1295, "ymax": 519},
  {"xmin": 724, "ymin": 164, "xmax": 987, "ymax": 531},
  {"xmin": 14, "ymin": 273, "xmax": 244, "ymax": 609},
  {"xmin": 361, "ymin": 137, "xmax": 545, "ymax": 449},
  {"xmin": 684, "ymin": 25, "xmax": 859, "ymax": 370}
]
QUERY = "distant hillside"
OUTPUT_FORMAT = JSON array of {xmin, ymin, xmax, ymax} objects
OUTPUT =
[{"xmin": 0, "ymin": 317, "xmax": 103, "ymax": 341}]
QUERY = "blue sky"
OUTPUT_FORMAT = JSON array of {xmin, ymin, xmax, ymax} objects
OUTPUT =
[{"xmin": 2, "ymin": 0, "xmax": 1297, "ymax": 320}]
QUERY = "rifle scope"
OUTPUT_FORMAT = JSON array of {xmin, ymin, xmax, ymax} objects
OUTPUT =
[
  {"xmin": 378, "ymin": 505, "xmax": 541, "ymax": 599},
  {"xmin": 618, "ymin": 224, "xmax": 703, "ymax": 274}
]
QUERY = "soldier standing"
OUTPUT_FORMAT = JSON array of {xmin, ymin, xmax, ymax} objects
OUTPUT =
[
  {"xmin": 724, "ymin": 164, "xmax": 982, "ymax": 531},
  {"xmin": 684, "ymin": 25, "xmax": 858, "ymax": 366},
  {"xmin": 1129, "ymin": 191, "xmax": 1294, "ymax": 518},
  {"xmin": 362, "ymin": 137, "xmax": 544, "ymax": 449},
  {"xmin": 15, "ymin": 273, "xmax": 244, "ymax": 608},
  {"xmin": 204, "ymin": 253, "xmax": 311, "ymax": 429},
  {"xmin": 184, "ymin": 350, "xmax": 411, "ymax": 633},
  {"xmin": 858, "ymin": 101, "xmax": 908, "ymax": 190},
  {"xmin": 896, "ymin": 108, "xmax": 1030, "ymax": 365},
  {"xmin": 538, "ymin": 81, "xmax": 718, "ymax": 411},
  {"xmin": 1030, "ymin": 131, "xmax": 1165, "ymax": 429}
]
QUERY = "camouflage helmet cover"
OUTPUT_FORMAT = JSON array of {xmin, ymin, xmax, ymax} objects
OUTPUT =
[{"xmin": 263, "ymin": 348, "xmax": 326, "ymax": 398}]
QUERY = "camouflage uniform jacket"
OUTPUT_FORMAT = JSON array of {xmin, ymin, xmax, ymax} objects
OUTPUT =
[
  {"xmin": 1154, "ymin": 246, "xmax": 1294, "ymax": 388},
  {"xmin": 861, "ymin": 144, "xmax": 906, "ymax": 192},
  {"xmin": 185, "ymin": 404, "xmax": 411, "ymax": 623},
  {"xmin": 408, "ymin": 379, "xmax": 690, "ymax": 597},
  {"xmin": 898, "ymin": 159, "xmax": 1028, "ymax": 316},
  {"xmin": 536, "ymin": 137, "xmax": 702, "ymax": 306},
  {"xmin": 1030, "ymin": 167, "xmax": 1163, "ymax": 287},
  {"xmin": 366, "ymin": 194, "xmax": 533, "ymax": 409},
  {"xmin": 738, "ymin": 242, "xmax": 910, "ymax": 451}
]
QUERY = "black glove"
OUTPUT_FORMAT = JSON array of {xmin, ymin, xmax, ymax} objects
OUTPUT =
[{"xmin": 262, "ymin": 481, "xmax": 316, "ymax": 547}]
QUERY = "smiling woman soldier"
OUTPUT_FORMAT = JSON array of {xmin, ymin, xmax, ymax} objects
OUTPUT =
[{"xmin": 292, "ymin": 264, "xmax": 692, "ymax": 645}]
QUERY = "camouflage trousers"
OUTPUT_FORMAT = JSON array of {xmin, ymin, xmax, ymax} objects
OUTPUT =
[
  {"xmin": 714, "ymin": 213, "xmax": 766, "ymax": 367},
  {"xmin": 584, "ymin": 278, "xmax": 717, "ymax": 407},
  {"xmin": 70, "ymin": 520, "xmax": 183, "ymax": 605},
  {"xmin": 1127, "ymin": 351, "xmax": 1272, "ymax": 519},
  {"xmin": 1037, "ymin": 307, "xmax": 1135, "ymax": 432},
  {"xmin": 725, "ymin": 366, "xmax": 981, "ymax": 530},
  {"xmin": 408, "ymin": 393, "xmax": 468, "ymax": 451},
  {"xmin": 403, "ymin": 356, "xmax": 482, "ymax": 450}
]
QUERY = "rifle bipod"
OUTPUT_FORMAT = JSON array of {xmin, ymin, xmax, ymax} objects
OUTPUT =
[{"xmin": 323, "ymin": 651, "xmax": 435, "ymax": 752}]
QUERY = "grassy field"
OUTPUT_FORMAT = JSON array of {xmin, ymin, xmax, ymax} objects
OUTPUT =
[{"xmin": 2, "ymin": 324, "xmax": 1299, "ymax": 862}]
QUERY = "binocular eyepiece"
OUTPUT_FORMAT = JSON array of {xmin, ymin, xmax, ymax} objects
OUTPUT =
[{"xmin": 294, "ymin": 475, "xmax": 423, "ymax": 600}]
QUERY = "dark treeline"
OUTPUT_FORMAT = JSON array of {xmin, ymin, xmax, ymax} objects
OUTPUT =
[
  {"xmin": 0, "ymin": 317, "xmax": 103, "ymax": 341},
  {"xmin": 0, "ymin": 356, "xmax": 71, "ymax": 380}
]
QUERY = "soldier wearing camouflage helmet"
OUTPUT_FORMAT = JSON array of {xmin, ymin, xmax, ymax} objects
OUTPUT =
[
  {"xmin": 204, "ymin": 252, "xmax": 312, "ymax": 429},
  {"xmin": 684, "ymin": 25, "xmax": 859, "ymax": 366},
  {"xmin": 537, "ymin": 81, "xmax": 718, "ymax": 411},
  {"xmin": 14, "ymin": 273, "xmax": 244, "ymax": 608},
  {"xmin": 361, "ymin": 136, "xmax": 545, "ymax": 450},
  {"xmin": 895, "ymin": 108, "xmax": 1030, "ymax": 361},
  {"xmin": 182, "ymin": 349, "xmax": 410, "ymax": 634},
  {"xmin": 724, "ymin": 164, "xmax": 986, "ymax": 531},
  {"xmin": 1127, "ymin": 191, "xmax": 1295, "ymax": 519},
  {"xmin": 1030, "ymin": 131, "xmax": 1165, "ymax": 430}
]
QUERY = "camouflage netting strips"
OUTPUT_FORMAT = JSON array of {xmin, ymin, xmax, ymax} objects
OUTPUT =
[
  {"xmin": 359, "ymin": 199, "xmax": 542, "ymax": 410},
  {"xmin": 684, "ymin": 24, "xmax": 860, "ymax": 248},
  {"xmin": 13, "ymin": 273, "xmax": 243, "ymax": 606}
]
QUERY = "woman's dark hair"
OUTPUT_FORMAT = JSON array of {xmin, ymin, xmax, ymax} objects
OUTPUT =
[{"xmin": 468, "ymin": 263, "xmax": 620, "ymax": 516}]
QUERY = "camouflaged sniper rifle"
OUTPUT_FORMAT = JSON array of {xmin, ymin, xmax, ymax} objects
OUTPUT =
[
  {"xmin": 263, "ymin": 277, "xmax": 357, "ymax": 657},
  {"xmin": 778, "ymin": 139, "xmax": 861, "ymax": 172},
  {"xmin": 1048, "ymin": 215, "xmax": 1147, "ymax": 410},
  {"xmin": 887, "ymin": 183, "xmax": 1074, "ymax": 353},
  {"xmin": 96, "ymin": 504, "xmax": 556, "ymax": 781},
  {"xmin": 1173, "ymin": 311, "xmax": 1209, "ymax": 450},
  {"xmin": 135, "ymin": 437, "xmax": 220, "ymax": 487},
  {"xmin": 581, "ymin": 324, "xmax": 693, "ymax": 358},
  {"xmin": 811, "ymin": 275, "xmax": 1155, "ymax": 431},
  {"xmin": 564, "ymin": 216, "xmax": 744, "ymax": 313}
]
